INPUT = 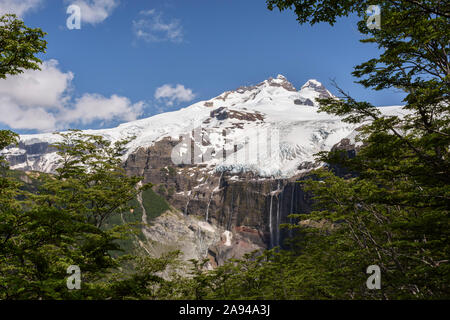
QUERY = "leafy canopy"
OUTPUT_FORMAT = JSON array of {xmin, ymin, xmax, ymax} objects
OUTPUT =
[{"xmin": 0, "ymin": 14, "xmax": 47, "ymax": 79}]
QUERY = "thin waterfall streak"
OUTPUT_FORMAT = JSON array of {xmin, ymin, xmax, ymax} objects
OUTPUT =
[
  {"xmin": 269, "ymin": 192, "xmax": 273, "ymax": 249},
  {"xmin": 206, "ymin": 171, "xmax": 224, "ymax": 222},
  {"xmin": 276, "ymin": 193, "xmax": 281, "ymax": 247},
  {"xmin": 205, "ymin": 195, "xmax": 212, "ymax": 222},
  {"xmin": 276, "ymin": 181, "xmax": 281, "ymax": 247},
  {"xmin": 290, "ymin": 184, "xmax": 295, "ymax": 238}
]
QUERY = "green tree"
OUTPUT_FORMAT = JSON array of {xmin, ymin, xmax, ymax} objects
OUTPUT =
[
  {"xmin": 0, "ymin": 130, "xmax": 181, "ymax": 299},
  {"xmin": 263, "ymin": 0, "xmax": 449, "ymax": 298},
  {"xmin": 0, "ymin": 15, "xmax": 179, "ymax": 300},
  {"xmin": 154, "ymin": 1, "xmax": 449, "ymax": 300},
  {"xmin": 0, "ymin": 14, "xmax": 47, "ymax": 79},
  {"xmin": 0, "ymin": 14, "xmax": 47, "ymax": 297}
]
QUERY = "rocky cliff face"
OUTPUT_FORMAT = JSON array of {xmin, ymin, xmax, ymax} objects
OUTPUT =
[
  {"xmin": 4, "ymin": 141, "xmax": 57, "ymax": 171},
  {"xmin": 123, "ymin": 137, "xmax": 314, "ymax": 265}
]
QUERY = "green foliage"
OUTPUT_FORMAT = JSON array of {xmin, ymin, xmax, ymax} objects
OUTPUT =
[
  {"xmin": 0, "ymin": 130, "xmax": 184, "ymax": 299},
  {"xmin": 259, "ymin": 0, "xmax": 450, "ymax": 299},
  {"xmin": 167, "ymin": 166, "xmax": 177, "ymax": 177},
  {"xmin": 142, "ymin": 188, "xmax": 170, "ymax": 222},
  {"xmin": 101, "ymin": 187, "xmax": 169, "ymax": 256},
  {"xmin": 266, "ymin": 1, "xmax": 449, "ymax": 25},
  {"xmin": 167, "ymin": 186, "xmax": 175, "ymax": 198},
  {"xmin": 49, "ymin": 131, "xmax": 149, "ymax": 227},
  {"xmin": 0, "ymin": 130, "xmax": 18, "ymax": 180},
  {"xmin": 157, "ymin": 184, "xmax": 166, "ymax": 196},
  {"xmin": 0, "ymin": 15, "xmax": 179, "ymax": 298},
  {"xmin": 297, "ymin": 169, "xmax": 449, "ymax": 298},
  {"xmin": 169, "ymin": 248, "xmax": 352, "ymax": 300},
  {"xmin": 0, "ymin": 130, "xmax": 18, "ymax": 151},
  {"xmin": 0, "ymin": 14, "xmax": 47, "ymax": 79},
  {"xmin": 101, "ymin": 199, "xmax": 145, "ymax": 257},
  {"xmin": 2, "ymin": 2, "xmax": 449, "ymax": 300},
  {"xmin": 100, "ymin": 251, "xmax": 182, "ymax": 300}
]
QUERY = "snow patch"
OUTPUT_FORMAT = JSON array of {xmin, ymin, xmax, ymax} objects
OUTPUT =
[
  {"xmin": 222, "ymin": 231, "xmax": 233, "ymax": 247},
  {"xmin": 197, "ymin": 221, "xmax": 216, "ymax": 233}
]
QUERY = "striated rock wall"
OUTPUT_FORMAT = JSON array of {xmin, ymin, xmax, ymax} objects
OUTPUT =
[{"xmin": 123, "ymin": 138, "xmax": 315, "ymax": 265}]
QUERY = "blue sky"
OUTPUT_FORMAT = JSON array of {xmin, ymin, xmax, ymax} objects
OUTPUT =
[{"xmin": 0, "ymin": 0, "xmax": 406, "ymax": 133}]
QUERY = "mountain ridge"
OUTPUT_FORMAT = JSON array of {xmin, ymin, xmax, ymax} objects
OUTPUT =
[{"xmin": 2, "ymin": 75, "xmax": 405, "ymax": 178}]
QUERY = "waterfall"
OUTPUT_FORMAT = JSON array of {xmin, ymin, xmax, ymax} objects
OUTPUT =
[
  {"xmin": 290, "ymin": 183, "xmax": 295, "ymax": 238},
  {"xmin": 269, "ymin": 181, "xmax": 284, "ymax": 248},
  {"xmin": 227, "ymin": 191, "xmax": 234, "ymax": 231},
  {"xmin": 276, "ymin": 181, "xmax": 282, "ymax": 247},
  {"xmin": 269, "ymin": 191, "xmax": 274, "ymax": 249},
  {"xmin": 205, "ymin": 195, "xmax": 212, "ymax": 222},
  {"xmin": 276, "ymin": 191, "xmax": 281, "ymax": 247},
  {"xmin": 184, "ymin": 197, "xmax": 191, "ymax": 215},
  {"xmin": 136, "ymin": 185, "xmax": 151, "ymax": 240},
  {"xmin": 206, "ymin": 171, "xmax": 224, "ymax": 222}
]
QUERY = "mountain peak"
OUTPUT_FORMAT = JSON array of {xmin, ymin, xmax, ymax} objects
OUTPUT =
[
  {"xmin": 299, "ymin": 79, "xmax": 333, "ymax": 101},
  {"xmin": 263, "ymin": 74, "xmax": 296, "ymax": 92},
  {"xmin": 301, "ymin": 79, "xmax": 324, "ymax": 90},
  {"xmin": 207, "ymin": 75, "xmax": 333, "ymax": 108},
  {"xmin": 216, "ymin": 75, "xmax": 297, "ymax": 100}
]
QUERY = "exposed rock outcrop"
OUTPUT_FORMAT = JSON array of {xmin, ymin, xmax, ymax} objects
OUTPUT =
[
  {"xmin": 123, "ymin": 137, "xmax": 315, "ymax": 265},
  {"xmin": 138, "ymin": 208, "xmax": 221, "ymax": 267}
]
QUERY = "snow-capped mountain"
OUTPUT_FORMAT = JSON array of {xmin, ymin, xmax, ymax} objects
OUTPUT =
[
  {"xmin": 2, "ymin": 75, "xmax": 407, "ymax": 266},
  {"xmin": 3, "ymin": 74, "xmax": 404, "ymax": 177}
]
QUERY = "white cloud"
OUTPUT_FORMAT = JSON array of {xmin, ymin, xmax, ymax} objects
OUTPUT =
[
  {"xmin": 0, "ymin": 97, "xmax": 57, "ymax": 131},
  {"xmin": 70, "ymin": 0, "xmax": 119, "ymax": 24},
  {"xmin": 133, "ymin": 9, "xmax": 183, "ymax": 43},
  {"xmin": 0, "ymin": 60, "xmax": 73, "ymax": 109},
  {"xmin": 0, "ymin": 59, "xmax": 145, "ymax": 132},
  {"xmin": 0, "ymin": 0, "xmax": 43, "ymax": 17},
  {"xmin": 62, "ymin": 94, "xmax": 144, "ymax": 125},
  {"xmin": 155, "ymin": 84, "xmax": 195, "ymax": 107}
]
